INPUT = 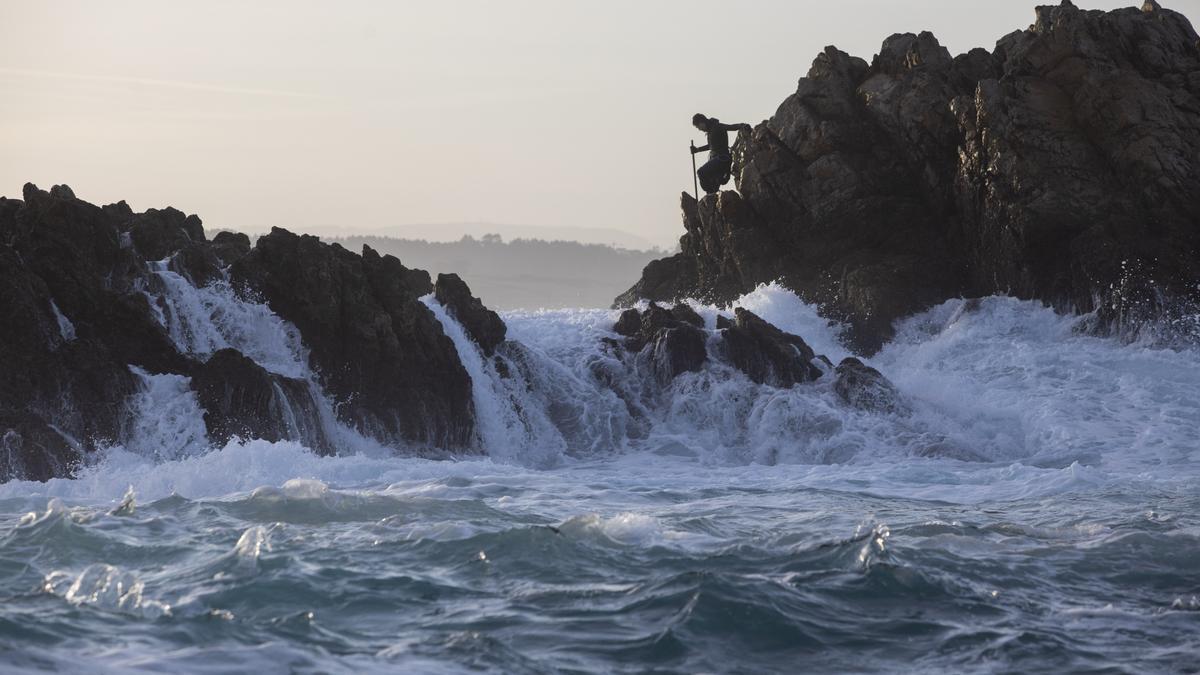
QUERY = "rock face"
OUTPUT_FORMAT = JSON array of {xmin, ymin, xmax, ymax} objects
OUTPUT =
[
  {"xmin": 611, "ymin": 303, "xmax": 709, "ymax": 382},
  {"xmin": 434, "ymin": 273, "xmax": 507, "ymax": 355},
  {"xmin": 618, "ymin": 2, "xmax": 1200, "ymax": 351},
  {"xmin": 230, "ymin": 231, "xmax": 477, "ymax": 450},
  {"xmin": 190, "ymin": 349, "xmax": 333, "ymax": 451},
  {"xmin": 0, "ymin": 185, "xmax": 185, "ymax": 480},
  {"xmin": 0, "ymin": 183, "xmax": 502, "ymax": 480},
  {"xmin": 720, "ymin": 309, "xmax": 825, "ymax": 387}
]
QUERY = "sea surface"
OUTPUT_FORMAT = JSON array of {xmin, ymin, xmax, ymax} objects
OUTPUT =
[{"xmin": 0, "ymin": 280, "xmax": 1197, "ymax": 674}]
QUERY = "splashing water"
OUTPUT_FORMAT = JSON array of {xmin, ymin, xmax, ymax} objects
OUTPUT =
[{"xmin": 1, "ymin": 284, "xmax": 1197, "ymax": 673}]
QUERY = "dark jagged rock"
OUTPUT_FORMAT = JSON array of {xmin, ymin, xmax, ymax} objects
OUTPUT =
[
  {"xmin": 231, "ymin": 229, "xmax": 476, "ymax": 449},
  {"xmin": 127, "ymin": 206, "xmax": 222, "ymax": 285},
  {"xmin": 613, "ymin": 309, "xmax": 642, "ymax": 337},
  {"xmin": 669, "ymin": 303, "xmax": 705, "ymax": 328},
  {"xmin": 645, "ymin": 325, "xmax": 708, "ymax": 382},
  {"xmin": 610, "ymin": 303, "xmax": 709, "ymax": 381},
  {"xmin": 721, "ymin": 308, "xmax": 824, "ymax": 387},
  {"xmin": 618, "ymin": 3, "xmax": 1200, "ymax": 352},
  {"xmin": 1, "ymin": 183, "xmax": 504, "ymax": 479},
  {"xmin": 167, "ymin": 244, "xmax": 223, "ymax": 287},
  {"xmin": 833, "ymin": 357, "xmax": 908, "ymax": 414},
  {"xmin": 191, "ymin": 349, "xmax": 332, "ymax": 452},
  {"xmin": 0, "ymin": 185, "xmax": 185, "ymax": 481},
  {"xmin": 128, "ymin": 207, "xmax": 206, "ymax": 261},
  {"xmin": 434, "ymin": 272, "xmax": 507, "ymax": 355},
  {"xmin": 0, "ymin": 410, "xmax": 78, "ymax": 482},
  {"xmin": 211, "ymin": 230, "xmax": 252, "ymax": 266}
]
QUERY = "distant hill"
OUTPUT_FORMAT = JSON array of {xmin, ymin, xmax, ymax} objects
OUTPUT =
[
  {"xmin": 320, "ymin": 222, "xmax": 662, "ymax": 252},
  {"xmin": 328, "ymin": 234, "xmax": 668, "ymax": 310}
]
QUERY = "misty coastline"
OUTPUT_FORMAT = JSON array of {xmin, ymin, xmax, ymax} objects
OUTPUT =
[{"xmin": 325, "ymin": 234, "xmax": 668, "ymax": 310}]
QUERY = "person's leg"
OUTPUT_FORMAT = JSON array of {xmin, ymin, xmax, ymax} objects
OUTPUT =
[{"xmin": 697, "ymin": 159, "xmax": 721, "ymax": 194}]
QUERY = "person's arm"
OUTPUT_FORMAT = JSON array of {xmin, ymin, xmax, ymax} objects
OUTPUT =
[
  {"xmin": 691, "ymin": 143, "xmax": 710, "ymax": 154},
  {"xmin": 719, "ymin": 122, "xmax": 753, "ymax": 132}
]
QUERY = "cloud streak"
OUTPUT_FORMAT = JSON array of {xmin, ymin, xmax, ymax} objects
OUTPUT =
[{"xmin": 0, "ymin": 66, "xmax": 318, "ymax": 99}]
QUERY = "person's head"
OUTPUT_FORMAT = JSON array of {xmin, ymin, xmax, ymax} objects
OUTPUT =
[{"xmin": 692, "ymin": 113, "xmax": 710, "ymax": 132}]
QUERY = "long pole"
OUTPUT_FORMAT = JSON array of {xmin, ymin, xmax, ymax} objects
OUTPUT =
[{"xmin": 691, "ymin": 140, "xmax": 698, "ymax": 200}]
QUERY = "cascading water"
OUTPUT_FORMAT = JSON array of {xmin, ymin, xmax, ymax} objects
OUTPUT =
[
  {"xmin": 2, "ymin": 283, "xmax": 1198, "ymax": 673},
  {"xmin": 140, "ymin": 261, "xmax": 307, "ymax": 378},
  {"xmin": 126, "ymin": 259, "xmax": 377, "ymax": 456}
]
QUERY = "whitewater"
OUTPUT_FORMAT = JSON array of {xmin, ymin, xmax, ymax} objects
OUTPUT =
[{"xmin": 0, "ymin": 277, "xmax": 1197, "ymax": 674}]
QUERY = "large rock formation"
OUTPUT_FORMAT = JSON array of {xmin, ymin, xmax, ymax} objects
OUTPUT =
[
  {"xmin": 0, "ymin": 183, "xmax": 500, "ymax": 480},
  {"xmin": 230, "ymin": 231, "xmax": 476, "ymax": 449},
  {"xmin": 618, "ymin": 2, "xmax": 1200, "ymax": 351}
]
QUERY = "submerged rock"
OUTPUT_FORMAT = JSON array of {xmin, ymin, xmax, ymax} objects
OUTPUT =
[
  {"xmin": 833, "ymin": 357, "xmax": 908, "ymax": 414},
  {"xmin": 618, "ymin": 3, "xmax": 1200, "ymax": 351}
]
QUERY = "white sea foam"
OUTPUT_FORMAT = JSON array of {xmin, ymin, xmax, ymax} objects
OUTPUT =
[
  {"xmin": 129, "ymin": 261, "xmax": 385, "ymax": 456},
  {"xmin": 124, "ymin": 368, "xmax": 209, "ymax": 461},
  {"xmin": 0, "ymin": 284, "xmax": 1193, "ymax": 510},
  {"xmin": 48, "ymin": 299, "xmax": 77, "ymax": 343},
  {"xmin": 44, "ymin": 564, "xmax": 170, "ymax": 619},
  {"xmin": 142, "ymin": 265, "xmax": 306, "ymax": 378}
]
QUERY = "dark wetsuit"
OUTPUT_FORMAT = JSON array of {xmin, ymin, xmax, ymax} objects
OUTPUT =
[{"xmin": 695, "ymin": 120, "xmax": 743, "ymax": 194}]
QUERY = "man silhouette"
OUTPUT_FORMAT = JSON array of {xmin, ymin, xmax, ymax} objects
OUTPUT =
[{"xmin": 691, "ymin": 114, "xmax": 752, "ymax": 195}]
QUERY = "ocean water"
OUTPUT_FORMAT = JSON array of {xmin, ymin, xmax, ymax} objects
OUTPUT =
[{"xmin": 0, "ymin": 281, "xmax": 1197, "ymax": 674}]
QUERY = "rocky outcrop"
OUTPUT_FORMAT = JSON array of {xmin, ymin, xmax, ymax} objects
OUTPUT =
[
  {"xmin": 611, "ymin": 303, "xmax": 709, "ymax": 382},
  {"xmin": 0, "ymin": 185, "xmax": 187, "ymax": 480},
  {"xmin": 0, "ymin": 183, "xmax": 504, "ymax": 480},
  {"xmin": 608, "ymin": 304, "xmax": 842, "ymax": 389},
  {"xmin": 435, "ymin": 273, "xmax": 507, "ymax": 355},
  {"xmin": 720, "ymin": 309, "xmax": 826, "ymax": 387},
  {"xmin": 619, "ymin": 2, "xmax": 1200, "ymax": 352},
  {"xmin": 230, "ymin": 230, "xmax": 477, "ymax": 450}
]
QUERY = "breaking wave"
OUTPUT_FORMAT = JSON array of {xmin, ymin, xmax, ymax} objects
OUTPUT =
[{"xmin": 1, "ymin": 283, "xmax": 1197, "ymax": 673}]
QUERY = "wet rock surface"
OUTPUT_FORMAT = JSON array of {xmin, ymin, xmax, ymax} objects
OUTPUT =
[
  {"xmin": 833, "ymin": 357, "xmax": 908, "ymax": 414},
  {"xmin": 619, "ymin": 3, "xmax": 1200, "ymax": 352},
  {"xmin": 190, "ymin": 349, "xmax": 333, "ymax": 453},
  {"xmin": 434, "ymin": 272, "xmax": 507, "ymax": 356},
  {"xmin": 230, "ymin": 230, "xmax": 478, "ymax": 450},
  {"xmin": 0, "ymin": 183, "xmax": 503, "ymax": 479},
  {"xmin": 720, "ymin": 308, "xmax": 825, "ymax": 387},
  {"xmin": 611, "ymin": 303, "xmax": 710, "ymax": 381},
  {"xmin": 609, "ymin": 304, "xmax": 841, "ymax": 389}
]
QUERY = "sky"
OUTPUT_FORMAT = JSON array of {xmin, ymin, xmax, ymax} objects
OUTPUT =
[{"xmin": 2, "ymin": 0, "xmax": 1197, "ymax": 249}]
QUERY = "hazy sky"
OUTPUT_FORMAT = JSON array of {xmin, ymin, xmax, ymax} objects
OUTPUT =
[{"xmin": 3, "ymin": 1, "xmax": 1196, "ymax": 248}]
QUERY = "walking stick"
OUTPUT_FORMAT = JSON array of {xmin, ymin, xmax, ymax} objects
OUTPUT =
[{"xmin": 690, "ymin": 140, "xmax": 698, "ymax": 200}]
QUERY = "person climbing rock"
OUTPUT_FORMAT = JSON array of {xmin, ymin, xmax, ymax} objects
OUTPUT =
[{"xmin": 691, "ymin": 114, "xmax": 752, "ymax": 195}]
